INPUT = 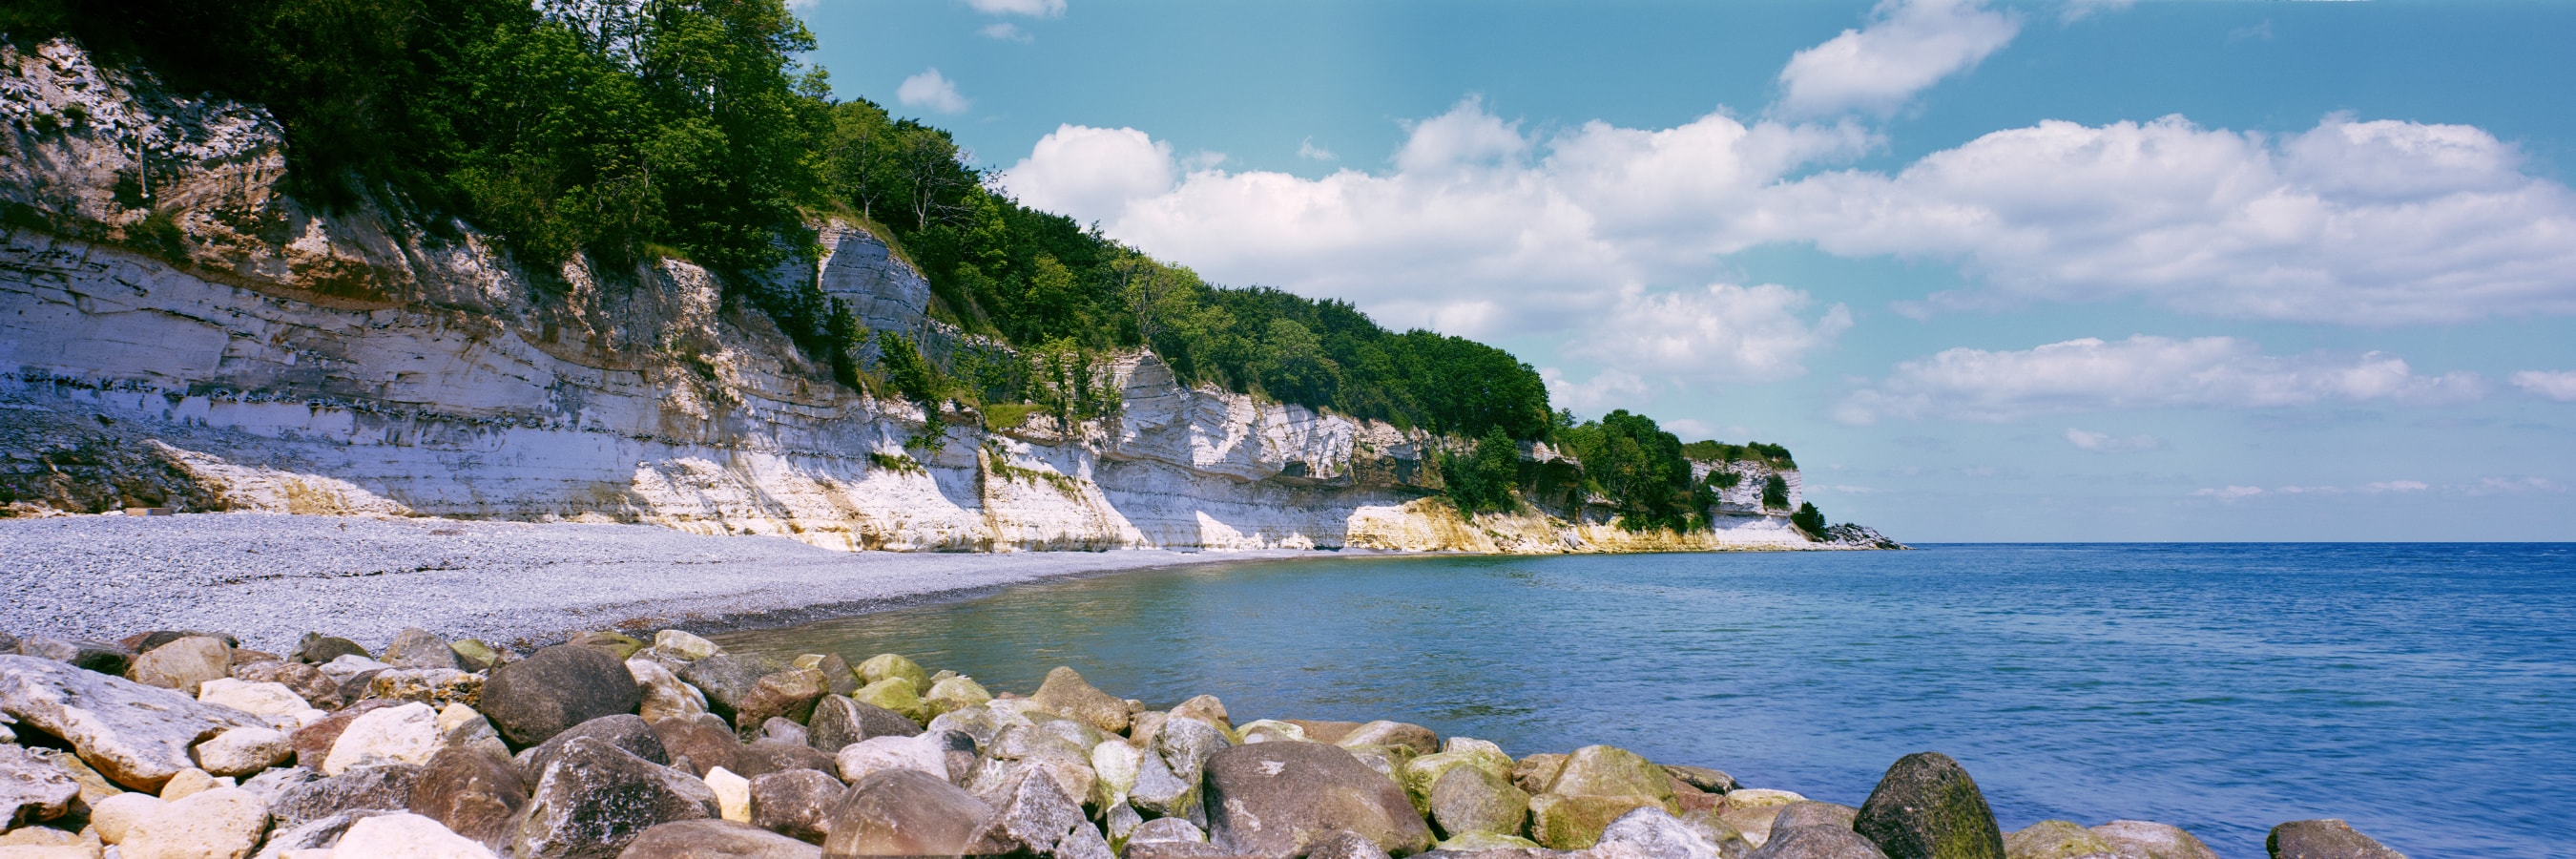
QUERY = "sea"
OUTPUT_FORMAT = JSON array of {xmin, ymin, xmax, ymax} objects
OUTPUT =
[{"xmin": 711, "ymin": 544, "xmax": 2576, "ymax": 857}]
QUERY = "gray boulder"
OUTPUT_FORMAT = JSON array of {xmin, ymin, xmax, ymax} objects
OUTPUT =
[
  {"xmin": 2003, "ymin": 820, "xmax": 2118, "ymax": 859},
  {"xmin": 1429, "ymin": 764, "xmax": 1530, "ymax": 838},
  {"xmin": 251, "ymin": 808, "xmax": 402, "ymax": 858},
  {"xmin": 653, "ymin": 712, "xmax": 742, "ymax": 777},
  {"xmin": 734, "ymin": 669, "xmax": 828, "ymax": 739},
  {"xmin": 1753, "ymin": 826, "xmax": 1893, "ymax": 859},
  {"xmin": 1130, "ymin": 816, "xmax": 1210, "ymax": 845},
  {"xmin": 2088, "ymin": 821, "xmax": 2217, "ymax": 859},
  {"xmin": 1202, "ymin": 741, "xmax": 1435, "ymax": 859},
  {"xmin": 1598, "ymin": 806, "xmax": 1725, "ymax": 859},
  {"xmin": 513, "ymin": 736, "xmax": 719, "ymax": 859},
  {"xmin": 807, "ymin": 695, "xmax": 922, "ymax": 753},
  {"xmin": 981, "ymin": 766, "xmax": 1089, "ymax": 856},
  {"xmin": 733, "ymin": 738, "xmax": 839, "ymax": 779},
  {"xmin": 618, "ymin": 818, "xmax": 823, "ymax": 858},
  {"xmin": 1027, "ymin": 666, "xmax": 1129, "ymax": 735},
  {"xmin": 749, "ymin": 768, "xmax": 845, "ymax": 844},
  {"xmin": 679, "ymin": 653, "xmax": 783, "ymax": 723},
  {"xmin": 2267, "ymin": 819, "xmax": 2407, "ymax": 859},
  {"xmin": 483, "ymin": 644, "xmax": 645, "ymax": 749},
  {"xmin": 127, "ymin": 635, "xmax": 232, "ymax": 695},
  {"xmin": 0, "ymin": 654, "xmax": 263, "ymax": 791},
  {"xmin": 0, "ymin": 744, "xmax": 79, "ymax": 827},
  {"xmin": 1776, "ymin": 804, "xmax": 1859, "ymax": 833},
  {"xmin": 270, "ymin": 762, "xmax": 426, "ymax": 828},
  {"xmin": 407, "ymin": 744, "xmax": 530, "ymax": 849},
  {"xmin": 382, "ymin": 628, "xmax": 465, "ymax": 671},
  {"xmin": 821, "ymin": 767, "xmax": 1001, "ymax": 857},
  {"xmin": 295, "ymin": 633, "xmax": 372, "ymax": 665},
  {"xmin": 1664, "ymin": 765, "xmax": 1738, "ymax": 795},
  {"xmin": 1853, "ymin": 752, "xmax": 2004, "ymax": 859},
  {"xmin": 761, "ymin": 717, "xmax": 810, "ymax": 746},
  {"xmin": 17, "ymin": 636, "xmax": 135, "ymax": 676},
  {"xmin": 519, "ymin": 715, "xmax": 670, "ymax": 781},
  {"xmin": 1308, "ymin": 830, "xmax": 1398, "ymax": 859}
]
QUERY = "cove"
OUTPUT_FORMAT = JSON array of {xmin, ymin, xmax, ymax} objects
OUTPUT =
[{"xmin": 711, "ymin": 543, "xmax": 2576, "ymax": 857}]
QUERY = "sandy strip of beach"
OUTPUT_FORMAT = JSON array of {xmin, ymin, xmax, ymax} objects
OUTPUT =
[{"xmin": 0, "ymin": 513, "xmax": 1332, "ymax": 652}]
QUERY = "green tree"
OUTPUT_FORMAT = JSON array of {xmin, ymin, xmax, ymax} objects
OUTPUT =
[
  {"xmin": 1762, "ymin": 474, "xmax": 1791, "ymax": 511},
  {"xmin": 1442, "ymin": 427, "xmax": 1522, "ymax": 516},
  {"xmin": 1792, "ymin": 502, "xmax": 1826, "ymax": 538}
]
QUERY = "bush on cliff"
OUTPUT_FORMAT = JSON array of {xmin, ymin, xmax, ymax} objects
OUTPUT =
[
  {"xmin": 1793, "ymin": 502, "xmax": 1826, "ymax": 538},
  {"xmin": 1556, "ymin": 411, "xmax": 1713, "ymax": 533},
  {"xmin": 1442, "ymin": 427, "xmax": 1523, "ymax": 517}
]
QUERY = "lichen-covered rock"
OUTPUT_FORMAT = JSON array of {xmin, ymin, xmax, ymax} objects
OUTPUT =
[
  {"xmin": 449, "ymin": 639, "xmax": 511, "ymax": 673},
  {"xmin": 1335, "ymin": 721, "xmax": 1439, "ymax": 757},
  {"xmin": 2004, "ymin": 821, "xmax": 2117, "ymax": 859},
  {"xmin": 518, "ymin": 715, "xmax": 670, "ymax": 783},
  {"xmin": 481, "ymin": 645, "xmax": 643, "ymax": 749},
  {"xmin": 627, "ymin": 660, "xmax": 709, "ymax": 724},
  {"xmin": 749, "ymin": 768, "xmax": 844, "ymax": 845},
  {"xmin": 2086, "ymin": 821, "xmax": 2215, "ymax": 859},
  {"xmin": 568, "ymin": 632, "xmax": 649, "ymax": 661},
  {"xmin": 1531, "ymin": 792, "xmax": 1664, "ymax": 850},
  {"xmin": 1202, "ymin": 741, "xmax": 1433, "ymax": 858},
  {"xmin": 117, "ymin": 786, "xmax": 268, "ymax": 859},
  {"xmin": 1549, "ymin": 745, "xmax": 1675, "ymax": 807},
  {"xmin": 270, "ymin": 763, "xmax": 425, "ymax": 828},
  {"xmin": 849, "ymin": 678, "xmax": 928, "ymax": 725},
  {"xmin": 513, "ymin": 737, "xmax": 717, "ymax": 859},
  {"xmin": 806, "ymin": 695, "xmax": 920, "ymax": 754},
  {"xmin": 1403, "ymin": 747, "xmax": 1514, "ymax": 815},
  {"xmin": 921, "ymin": 676, "xmax": 991, "ymax": 718},
  {"xmin": 733, "ymin": 669, "xmax": 827, "ymax": 738},
  {"xmin": 1852, "ymin": 753, "xmax": 2005, "ymax": 859},
  {"xmin": 382, "ymin": 629, "xmax": 465, "ymax": 671},
  {"xmin": 325, "ymin": 702, "xmax": 442, "ymax": 775},
  {"xmin": 332, "ymin": 811, "xmax": 503, "ymax": 859},
  {"xmin": 619, "ymin": 818, "xmax": 821, "ymax": 858},
  {"xmin": 1027, "ymin": 667, "xmax": 1128, "ymax": 735},
  {"xmin": 192, "ymin": 725, "xmax": 293, "ymax": 777},
  {"xmin": 0, "ymin": 744, "xmax": 79, "ymax": 827},
  {"xmin": 2265, "ymin": 819, "xmax": 2406, "ymax": 859},
  {"xmin": 651, "ymin": 631, "xmax": 722, "ymax": 662},
  {"xmin": 821, "ymin": 768, "xmax": 1000, "ymax": 857},
  {"xmin": 854, "ymin": 655, "xmax": 928, "ymax": 694},
  {"xmin": 651, "ymin": 713, "xmax": 741, "ymax": 777},
  {"xmin": 1427, "ymin": 765, "xmax": 1530, "ymax": 840},
  {"xmin": 407, "ymin": 744, "xmax": 529, "ymax": 850},
  {"xmin": 681, "ymin": 654, "xmax": 785, "ymax": 724},
  {"xmin": 0, "ymin": 655, "xmax": 262, "ymax": 791}
]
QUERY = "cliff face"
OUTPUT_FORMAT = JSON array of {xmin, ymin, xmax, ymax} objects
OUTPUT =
[{"xmin": 0, "ymin": 39, "xmax": 1831, "ymax": 552}]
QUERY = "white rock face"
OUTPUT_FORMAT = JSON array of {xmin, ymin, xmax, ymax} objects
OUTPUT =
[{"xmin": 0, "ymin": 38, "xmax": 1850, "ymax": 555}]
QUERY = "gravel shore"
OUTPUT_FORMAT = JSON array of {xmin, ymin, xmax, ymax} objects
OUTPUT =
[{"xmin": 0, "ymin": 513, "xmax": 1324, "ymax": 652}]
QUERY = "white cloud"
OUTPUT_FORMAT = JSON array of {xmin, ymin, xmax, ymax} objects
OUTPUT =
[
  {"xmin": 1775, "ymin": 0, "xmax": 2019, "ymax": 117},
  {"xmin": 2064, "ymin": 428, "xmax": 2162, "ymax": 453},
  {"xmin": 2193, "ymin": 478, "xmax": 2555, "ymax": 501},
  {"xmin": 2468, "ymin": 476, "xmax": 2566, "ymax": 495},
  {"xmin": 979, "ymin": 22, "xmax": 1031, "ymax": 42},
  {"xmin": 896, "ymin": 69, "xmax": 968, "ymax": 115},
  {"xmin": 2192, "ymin": 486, "xmax": 2266, "ymax": 500},
  {"xmin": 2062, "ymin": 0, "xmax": 2135, "ymax": 23},
  {"xmin": 1569, "ymin": 283, "xmax": 1852, "ymax": 382},
  {"xmin": 964, "ymin": 0, "xmax": 1063, "ymax": 16},
  {"xmin": 1541, "ymin": 367, "xmax": 1651, "ymax": 413},
  {"xmin": 2511, "ymin": 370, "xmax": 2576, "ymax": 402},
  {"xmin": 1297, "ymin": 136, "xmax": 1336, "ymax": 161},
  {"xmin": 997, "ymin": 125, "xmax": 1174, "ymax": 222},
  {"xmin": 1836, "ymin": 335, "xmax": 2485, "ymax": 424}
]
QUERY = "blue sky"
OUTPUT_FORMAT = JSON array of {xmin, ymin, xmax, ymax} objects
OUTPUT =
[{"xmin": 794, "ymin": 0, "xmax": 2576, "ymax": 541}]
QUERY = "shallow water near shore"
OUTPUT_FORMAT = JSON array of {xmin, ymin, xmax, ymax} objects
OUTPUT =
[{"xmin": 713, "ymin": 544, "xmax": 2576, "ymax": 857}]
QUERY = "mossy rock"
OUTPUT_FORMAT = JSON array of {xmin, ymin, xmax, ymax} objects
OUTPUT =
[
  {"xmin": 852, "ymin": 676, "xmax": 927, "ymax": 723},
  {"xmin": 2005, "ymin": 820, "xmax": 2119, "ymax": 859},
  {"xmin": 1400, "ymin": 747, "xmax": 1515, "ymax": 814},
  {"xmin": 448, "ymin": 639, "xmax": 507, "ymax": 671},
  {"xmin": 922, "ymin": 675, "xmax": 991, "ymax": 718},
  {"xmin": 856, "ymin": 653, "xmax": 930, "ymax": 693},
  {"xmin": 566, "ymin": 630, "xmax": 646, "ymax": 660},
  {"xmin": 1529, "ymin": 792, "xmax": 1665, "ymax": 850},
  {"xmin": 1436, "ymin": 832, "xmax": 1544, "ymax": 852},
  {"xmin": 1549, "ymin": 744, "xmax": 1675, "ymax": 803},
  {"xmin": 1854, "ymin": 752, "xmax": 2005, "ymax": 859}
]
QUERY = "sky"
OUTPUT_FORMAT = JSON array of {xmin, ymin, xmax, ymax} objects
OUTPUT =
[{"xmin": 791, "ymin": 0, "xmax": 2576, "ymax": 542}]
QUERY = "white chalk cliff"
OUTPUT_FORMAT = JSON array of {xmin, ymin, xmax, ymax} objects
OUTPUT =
[{"xmin": 0, "ymin": 39, "xmax": 1847, "ymax": 553}]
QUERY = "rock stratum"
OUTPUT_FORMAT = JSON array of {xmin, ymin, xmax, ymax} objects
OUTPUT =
[{"xmin": 0, "ymin": 39, "xmax": 1874, "ymax": 554}]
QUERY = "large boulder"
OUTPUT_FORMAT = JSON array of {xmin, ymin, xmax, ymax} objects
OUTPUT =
[
  {"xmin": 1402, "ymin": 747, "xmax": 1514, "ymax": 815},
  {"xmin": 0, "ymin": 654, "xmax": 264, "ymax": 791},
  {"xmin": 1595, "ymin": 806, "xmax": 1727, "ymax": 859},
  {"xmin": 1027, "ymin": 667, "xmax": 1128, "ymax": 735},
  {"xmin": 854, "ymin": 655, "xmax": 929, "ymax": 694},
  {"xmin": 1531, "ymin": 793, "xmax": 1666, "ymax": 850},
  {"xmin": 619, "ymin": 818, "xmax": 822, "ymax": 858},
  {"xmin": 821, "ymin": 768, "xmax": 1000, "ymax": 857},
  {"xmin": 835, "ymin": 734, "xmax": 951, "ymax": 786},
  {"xmin": 2087, "ymin": 821, "xmax": 2216, "ymax": 859},
  {"xmin": 512, "ymin": 737, "xmax": 718, "ymax": 859},
  {"xmin": 331, "ymin": 811, "xmax": 503, "ymax": 858},
  {"xmin": 290, "ymin": 701, "xmax": 401, "ymax": 767},
  {"xmin": 978, "ymin": 765, "xmax": 1090, "ymax": 856},
  {"xmin": 193, "ymin": 724, "xmax": 294, "ymax": 777},
  {"xmin": 1202, "ymin": 741, "xmax": 1434, "ymax": 859},
  {"xmin": 1549, "ymin": 745, "xmax": 1676, "ymax": 807},
  {"xmin": 850, "ymin": 678, "xmax": 928, "ymax": 724},
  {"xmin": 383, "ymin": 629, "xmax": 466, "ymax": 671},
  {"xmin": 0, "ymin": 744, "xmax": 80, "ymax": 828},
  {"xmin": 518, "ymin": 715, "xmax": 670, "ymax": 782},
  {"xmin": 128, "ymin": 636, "xmax": 235, "ymax": 696},
  {"xmin": 679, "ymin": 654, "xmax": 782, "ymax": 723},
  {"xmin": 117, "ymin": 786, "xmax": 270, "ymax": 859},
  {"xmin": 408, "ymin": 744, "xmax": 530, "ymax": 849},
  {"xmin": 1752, "ymin": 826, "xmax": 1894, "ymax": 859},
  {"xmin": 324, "ymin": 702, "xmax": 443, "ymax": 775},
  {"xmin": 733, "ymin": 739, "xmax": 841, "ymax": 779},
  {"xmin": 271, "ymin": 763, "xmax": 426, "ymax": 828},
  {"xmin": 482, "ymin": 645, "xmax": 644, "ymax": 749},
  {"xmin": 734, "ymin": 669, "xmax": 829, "ymax": 738},
  {"xmin": 1852, "ymin": 753, "xmax": 2004, "ymax": 859},
  {"xmin": 922, "ymin": 677, "xmax": 991, "ymax": 718},
  {"xmin": 807, "ymin": 696, "xmax": 921, "ymax": 753},
  {"xmin": 2004, "ymin": 821, "xmax": 2116, "ymax": 859},
  {"xmin": 628, "ymin": 660, "xmax": 710, "ymax": 724},
  {"xmin": 1427, "ymin": 765, "xmax": 1530, "ymax": 839},
  {"xmin": 198, "ymin": 679, "xmax": 324, "ymax": 732},
  {"xmin": 2266, "ymin": 820, "xmax": 2406, "ymax": 859},
  {"xmin": 749, "ymin": 768, "xmax": 846, "ymax": 844},
  {"xmin": 17, "ymin": 636, "xmax": 135, "ymax": 676},
  {"xmin": 653, "ymin": 713, "xmax": 743, "ymax": 777},
  {"xmin": 293, "ymin": 634, "xmax": 370, "ymax": 665}
]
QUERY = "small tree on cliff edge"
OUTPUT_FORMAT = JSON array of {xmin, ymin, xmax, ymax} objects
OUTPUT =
[
  {"xmin": 1762, "ymin": 473, "xmax": 1790, "ymax": 511},
  {"xmin": 1792, "ymin": 502, "xmax": 1826, "ymax": 539}
]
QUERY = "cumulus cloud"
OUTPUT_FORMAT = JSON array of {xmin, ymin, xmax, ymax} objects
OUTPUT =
[
  {"xmin": 1297, "ymin": 136, "xmax": 1336, "ymax": 161},
  {"xmin": 1835, "ymin": 335, "xmax": 2485, "ymax": 424},
  {"xmin": 897, "ymin": 69, "xmax": 968, "ymax": 114},
  {"xmin": 2064, "ymin": 428, "xmax": 2162, "ymax": 453},
  {"xmin": 964, "ymin": 0, "xmax": 1063, "ymax": 16},
  {"xmin": 2511, "ymin": 370, "xmax": 2576, "ymax": 402},
  {"xmin": 1568, "ymin": 283, "xmax": 1852, "ymax": 381},
  {"xmin": 1775, "ymin": 0, "xmax": 2019, "ymax": 117},
  {"xmin": 1541, "ymin": 367, "xmax": 1651, "ymax": 413},
  {"xmin": 979, "ymin": 22, "xmax": 1031, "ymax": 42}
]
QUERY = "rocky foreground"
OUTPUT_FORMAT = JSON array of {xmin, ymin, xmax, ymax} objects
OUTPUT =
[{"xmin": 0, "ymin": 628, "xmax": 2407, "ymax": 859}]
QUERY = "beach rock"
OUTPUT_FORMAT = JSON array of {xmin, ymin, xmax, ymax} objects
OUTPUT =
[
  {"xmin": 2004, "ymin": 821, "xmax": 2117, "ymax": 859},
  {"xmin": 271, "ymin": 763, "xmax": 424, "ymax": 828},
  {"xmin": 1336, "ymin": 721, "xmax": 1440, "ymax": 757},
  {"xmin": 1664, "ymin": 765, "xmax": 1737, "ymax": 795},
  {"xmin": 482, "ymin": 645, "xmax": 643, "ymax": 749},
  {"xmin": 91, "ymin": 790, "xmax": 167, "ymax": 844},
  {"xmin": 289, "ymin": 701, "xmax": 396, "ymax": 766},
  {"xmin": 569, "ymin": 632, "xmax": 649, "ymax": 661},
  {"xmin": 1774, "ymin": 803, "xmax": 1859, "ymax": 834},
  {"xmin": 197, "ymin": 680, "xmax": 323, "ymax": 731},
  {"xmin": 835, "ymin": 734, "xmax": 949, "ymax": 786},
  {"xmin": 807, "ymin": 696, "xmax": 921, "ymax": 753},
  {"xmin": 1595, "ymin": 806, "xmax": 1727, "ymax": 859},
  {"xmin": 1853, "ymin": 753, "xmax": 2004, "ymax": 859},
  {"xmin": 126, "ymin": 637, "xmax": 232, "ymax": 696},
  {"xmin": 121, "ymin": 631, "xmax": 238, "ymax": 654},
  {"xmin": 1128, "ymin": 740, "xmax": 1203, "ymax": 825},
  {"xmin": 735, "ymin": 670, "xmax": 828, "ymax": 738},
  {"xmin": 707, "ymin": 765, "xmax": 753, "ymax": 822},
  {"xmin": 922, "ymin": 677, "xmax": 991, "ymax": 718},
  {"xmin": 0, "ymin": 655, "xmax": 263, "ymax": 792},
  {"xmin": 159, "ymin": 766, "xmax": 226, "ymax": 799},
  {"xmin": 820, "ymin": 768, "xmax": 999, "ymax": 857},
  {"xmin": 1549, "ymin": 745, "xmax": 1675, "ymax": 806},
  {"xmin": 1153, "ymin": 716, "xmax": 1230, "ymax": 780},
  {"xmin": 627, "ymin": 660, "xmax": 710, "ymax": 724},
  {"xmin": 855, "ymin": 655, "xmax": 928, "ymax": 694},
  {"xmin": 1236, "ymin": 720, "xmax": 1305, "ymax": 744},
  {"xmin": 0, "ymin": 744, "xmax": 77, "ymax": 826},
  {"xmin": 979, "ymin": 765, "xmax": 1086, "ymax": 855},
  {"xmin": 382, "ymin": 629, "xmax": 464, "ymax": 671},
  {"xmin": 1752, "ymin": 826, "xmax": 1893, "ymax": 859},
  {"xmin": 761, "ymin": 718, "xmax": 810, "ymax": 746},
  {"xmin": 407, "ymin": 744, "xmax": 529, "ymax": 849},
  {"xmin": 806, "ymin": 655, "xmax": 861, "ymax": 698},
  {"xmin": 749, "ymin": 768, "xmax": 844, "ymax": 844},
  {"xmin": 229, "ymin": 662, "xmax": 338, "ymax": 710},
  {"xmin": 236, "ymin": 764, "xmax": 321, "ymax": 804},
  {"xmin": 1428, "ymin": 765, "xmax": 1530, "ymax": 839},
  {"xmin": 316, "ymin": 654, "xmax": 396, "ymax": 689},
  {"xmin": 366, "ymin": 668, "xmax": 484, "ymax": 710},
  {"xmin": 191, "ymin": 725, "xmax": 293, "ymax": 777},
  {"xmin": 1530, "ymin": 792, "xmax": 1663, "ymax": 850},
  {"xmin": 117, "ymin": 786, "xmax": 268, "ymax": 859},
  {"xmin": 17, "ymin": 636, "xmax": 135, "ymax": 678},
  {"xmin": 435, "ymin": 703, "xmax": 511, "ymax": 761},
  {"xmin": 1168, "ymin": 695, "xmax": 1232, "ymax": 732},
  {"xmin": 680, "ymin": 654, "xmax": 782, "ymax": 723},
  {"xmin": 1404, "ymin": 747, "xmax": 1515, "ymax": 815},
  {"xmin": 2087, "ymin": 822, "xmax": 2216, "ymax": 859},
  {"xmin": 324, "ymin": 702, "xmax": 441, "ymax": 775},
  {"xmin": 652, "ymin": 713, "xmax": 741, "ymax": 777},
  {"xmin": 513, "ymin": 737, "xmax": 718, "ymax": 859},
  {"xmin": 850, "ymin": 678, "xmax": 927, "ymax": 725},
  {"xmin": 450, "ymin": 640, "xmax": 510, "ymax": 673},
  {"xmin": 328, "ymin": 811, "xmax": 501, "ymax": 858},
  {"xmin": 2265, "ymin": 820, "xmax": 2406, "ymax": 859},
  {"xmin": 1132, "ymin": 817, "xmax": 1210, "ymax": 845},
  {"xmin": 294, "ymin": 635, "xmax": 370, "ymax": 665},
  {"xmin": 1720, "ymin": 789, "xmax": 1809, "ymax": 847},
  {"xmin": 1028, "ymin": 668, "xmax": 1128, "ymax": 735},
  {"xmin": 1202, "ymin": 741, "xmax": 1434, "ymax": 858},
  {"xmin": 651, "ymin": 631, "xmax": 722, "ymax": 662},
  {"xmin": 518, "ymin": 715, "xmax": 669, "ymax": 782},
  {"xmin": 619, "ymin": 818, "xmax": 821, "ymax": 858},
  {"xmin": 734, "ymin": 739, "xmax": 840, "ymax": 779},
  {"xmin": 247, "ymin": 807, "xmax": 390, "ymax": 857}
]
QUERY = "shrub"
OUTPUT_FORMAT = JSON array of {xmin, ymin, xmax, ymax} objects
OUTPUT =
[
  {"xmin": 1762, "ymin": 474, "xmax": 1790, "ymax": 511},
  {"xmin": 1792, "ymin": 501, "xmax": 1825, "ymax": 538}
]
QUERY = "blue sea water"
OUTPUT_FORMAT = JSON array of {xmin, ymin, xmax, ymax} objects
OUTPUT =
[{"xmin": 713, "ymin": 544, "xmax": 2576, "ymax": 857}]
